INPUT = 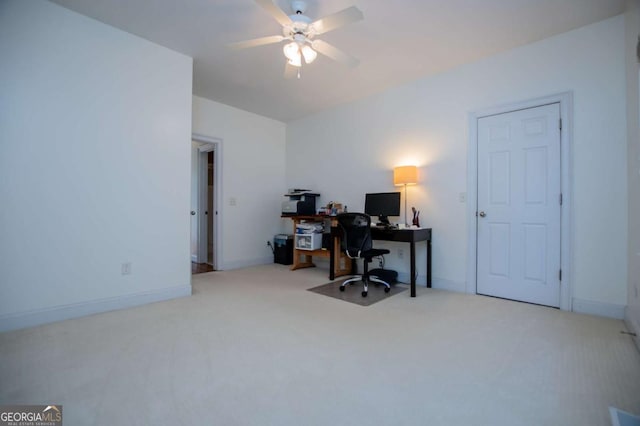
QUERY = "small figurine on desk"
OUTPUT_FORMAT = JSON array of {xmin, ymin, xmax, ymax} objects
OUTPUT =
[{"xmin": 411, "ymin": 207, "xmax": 420, "ymax": 228}]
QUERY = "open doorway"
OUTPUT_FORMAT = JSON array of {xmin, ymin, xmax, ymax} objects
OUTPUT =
[
  {"xmin": 191, "ymin": 135, "xmax": 221, "ymax": 274},
  {"xmin": 206, "ymin": 151, "xmax": 214, "ymax": 265}
]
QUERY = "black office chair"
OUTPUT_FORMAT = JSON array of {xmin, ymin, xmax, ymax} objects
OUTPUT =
[{"xmin": 336, "ymin": 213, "xmax": 391, "ymax": 297}]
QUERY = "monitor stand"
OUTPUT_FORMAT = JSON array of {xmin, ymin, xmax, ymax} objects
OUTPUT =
[{"xmin": 376, "ymin": 215, "xmax": 390, "ymax": 227}]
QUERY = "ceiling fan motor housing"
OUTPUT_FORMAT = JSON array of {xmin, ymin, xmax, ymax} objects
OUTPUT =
[{"xmin": 283, "ymin": 0, "xmax": 313, "ymax": 39}]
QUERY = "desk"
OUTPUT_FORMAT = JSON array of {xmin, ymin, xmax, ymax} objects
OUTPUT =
[
  {"xmin": 285, "ymin": 215, "xmax": 432, "ymax": 298},
  {"xmin": 369, "ymin": 227, "xmax": 432, "ymax": 297},
  {"xmin": 285, "ymin": 215, "xmax": 353, "ymax": 279}
]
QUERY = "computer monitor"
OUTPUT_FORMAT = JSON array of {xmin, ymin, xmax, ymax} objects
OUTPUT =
[{"xmin": 364, "ymin": 192, "xmax": 401, "ymax": 226}]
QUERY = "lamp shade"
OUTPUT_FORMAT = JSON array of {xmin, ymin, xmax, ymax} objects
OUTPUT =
[
  {"xmin": 393, "ymin": 165, "xmax": 418, "ymax": 186},
  {"xmin": 301, "ymin": 45, "xmax": 317, "ymax": 64},
  {"xmin": 287, "ymin": 55, "xmax": 302, "ymax": 67},
  {"xmin": 283, "ymin": 42, "xmax": 300, "ymax": 61}
]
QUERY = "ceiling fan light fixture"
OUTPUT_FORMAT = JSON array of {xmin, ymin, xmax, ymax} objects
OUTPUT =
[
  {"xmin": 288, "ymin": 54, "xmax": 302, "ymax": 67},
  {"xmin": 283, "ymin": 41, "xmax": 300, "ymax": 61},
  {"xmin": 301, "ymin": 45, "xmax": 317, "ymax": 64}
]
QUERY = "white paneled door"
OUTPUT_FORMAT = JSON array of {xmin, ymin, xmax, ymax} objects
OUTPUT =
[{"xmin": 477, "ymin": 103, "xmax": 561, "ymax": 307}]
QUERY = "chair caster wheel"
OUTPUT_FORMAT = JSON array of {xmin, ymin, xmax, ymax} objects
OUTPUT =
[
  {"xmin": 384, "ymin": 287, "xmax": 391, "ymax": 293},
  {"xmin": 339, "ymin": 286, "xmax": 345, "ymax": 292},
  {"xmin": 361, "ymin": 291, "xmax": 368, "ymax": 297}
]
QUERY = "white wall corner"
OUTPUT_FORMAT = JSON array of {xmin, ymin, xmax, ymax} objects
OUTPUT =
[
  {"xmin": 572, "ymin": 298, "xmax": 626, "ymax": 320},
  {"xmin": 0, "ymin": 285, "xmax": 192, "ymax": 333},
  {"xmin": 624, "ymin": 305, "xmax": 640, "ymax": 352},
  {"xmin": 220, "ymin": 256, "xmax": 274, "ymax": 271}
]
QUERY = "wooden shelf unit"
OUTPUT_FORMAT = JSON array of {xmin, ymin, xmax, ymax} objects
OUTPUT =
[{"xmin": 284, "ymin": 215, "xmax": 353, "ymax": 280}]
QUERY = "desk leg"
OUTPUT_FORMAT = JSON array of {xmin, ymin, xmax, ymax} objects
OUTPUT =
[
  {"xmin": 427, "ymin": 238, "xmax": 432, "ymax": 288},
  {"xmin": 329, "ymin": 240, "xmax": 335, "ymax": 281},
  {"xmin": 410, "ymin": 241, "xmax": 416, "ymax": 297}
]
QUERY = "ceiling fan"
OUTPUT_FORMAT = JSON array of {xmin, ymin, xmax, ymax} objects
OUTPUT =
[{"xmin": 230, "ymin": 0, "xmax": 363, "ymax": 78}]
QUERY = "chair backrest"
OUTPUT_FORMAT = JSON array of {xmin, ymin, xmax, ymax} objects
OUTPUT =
[{"xmin": 336, "ymin": 213, "xmax": 372, "ymax": 257}]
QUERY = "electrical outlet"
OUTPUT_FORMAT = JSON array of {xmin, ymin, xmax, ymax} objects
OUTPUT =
[
  {"xmin": 121, "ymin": 262, "xmax": 132, "ymax": 275},
  {"xmin": 459, "ymin": 192, "xmax": 466, "ymax": 203},
  {"xmin": 398, "ymin": 248, "xmax": 404, "ymax": 259},
  {"xmin": 229, "ymin": 197, "xmax": 237, "ymax": 206}
]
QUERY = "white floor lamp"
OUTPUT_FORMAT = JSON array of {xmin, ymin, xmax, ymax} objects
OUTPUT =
[{"xmin": 393, "ymin": 165, "xmax": 418, "ymax": 227}]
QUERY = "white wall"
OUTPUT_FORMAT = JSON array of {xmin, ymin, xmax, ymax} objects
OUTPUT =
[
  {"xmin": 0, "ymin": 1, "xmax": 193, "ymax": 331},
  {"xmin": 287, "ymin": 15, "xmax": 628, "ymax": 310},
  {"xmin": 192, "ymin": 96, "xmax": 286, "ymax": 269},
  {"xmin": 625, "ymin": 0, "xmax": 640, "ymax": 345}
]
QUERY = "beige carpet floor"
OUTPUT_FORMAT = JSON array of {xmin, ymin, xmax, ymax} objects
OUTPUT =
[{"xmin": 1, "ymin": 264, "xmax": 639, "ymax": 425}]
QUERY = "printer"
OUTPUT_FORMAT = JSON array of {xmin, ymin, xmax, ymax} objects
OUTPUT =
[{"xmin": 282, "ymin": 189, "xmax": 319, "ymax": 216}]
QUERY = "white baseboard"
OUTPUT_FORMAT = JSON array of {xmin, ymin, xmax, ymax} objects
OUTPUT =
[
  {"xmin": 431, "ymin": 277, "xmax": 466, "ymax": 293},
  {"xmin": 220, "ymin": 256, "xmax": 273, "ymax": 271},
  {"xmin": 395, "ymin": 273, "xmax": 465, "ymax": 293},
  {"xmin": 396, "ymin": 272, "xmax": 429, "ymax": 287},
  {"xmin": 0, "ymin": 284, "xmax": 192, "ymax": 333},
  {"xmin": 572, "ymin": 298, "xmax": 625, "ymax": 319},
  {"xmin": 396, "ymin": 272, "xmax": 415, "ymax": 285}
]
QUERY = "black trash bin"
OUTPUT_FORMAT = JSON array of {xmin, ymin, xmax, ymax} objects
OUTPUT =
[{"xmin": 274, "ymin": 234, "xmax": 293, "ymax": 265}]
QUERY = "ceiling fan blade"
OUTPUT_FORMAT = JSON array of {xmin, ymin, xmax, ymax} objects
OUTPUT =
[
  {"xmin": 255, "ymin": 0, "xmax": 293, "ymax": 27},
  {"xmin": 311, "ymin": 40, "xmax": 359, "ymax": 68},
  {"xmin": 310, "ymin": 6, "xmax": 363, "ymax": 35},
  {"xmin": 228, "ymin": 35, "xmax": 285, "ymax": 50},
  {"xmin": 284, "ymin": 62, "xmax": 298, "ymax": 79}
]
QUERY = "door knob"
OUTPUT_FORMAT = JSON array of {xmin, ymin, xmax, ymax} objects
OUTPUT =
[
  {"xmin": 191, "ymin": 211, "xmax": 196, "ymax": 215},
  {"xmin": 478, "ymin": 211, "xmax": 486, "ymax": 217}
]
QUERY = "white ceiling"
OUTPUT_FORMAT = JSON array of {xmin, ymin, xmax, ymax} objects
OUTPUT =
[{"xmin": 50, "ymin": 0, "xmax": 625, "ymax": 122}]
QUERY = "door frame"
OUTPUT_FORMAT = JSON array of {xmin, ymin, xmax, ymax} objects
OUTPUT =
[
  {"xmin": 466, "ymin": 92, "xmax": 573, "ymax": 311},
  {"xmin": 192, "ymin": 133, "xmax": 222, "ymax": 270}
]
